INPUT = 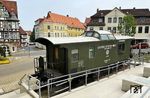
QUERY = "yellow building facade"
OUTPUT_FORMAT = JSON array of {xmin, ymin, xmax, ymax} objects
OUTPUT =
[{"xmin": 34, "ymin": 12, "xmax": 85, "ymax": 39}]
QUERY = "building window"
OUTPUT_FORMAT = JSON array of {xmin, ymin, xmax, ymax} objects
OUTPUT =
[
  {"xmin": 113, "ymin": 27, "xmax": 116, "ymax": 33},
  {"xmin": 145, "ymin": 26, "xmax": 149, "ymax": 33},
  {"xmin": 57, "ymin": 26, "xmax": 59, "ymax": 30},
  {"xmin": 99, "ymin": 18, "xmax": 103, "ymax": 23},
  {"xmin": 71, "ymin": 49, "xmax": 79, "ymax": 62},
  {"xmin": 12, "ymin": 22, "xmax": 15, "ymax": 29},
  {"xmin": 107, "ymin": 27, "xmax": 111, "ymax": 31},
  {"xmin": 48, "ymin": 33, "xmax": 50, "ymax": 37},
  {"xmin": 90, "ymin": 27, "xmax": 94, "ymax": 30},
  {"xmin": 138, "ymin": 27, "xmax": 142, "ymax": 33},
  {"xmin": 108, "ymin": 18, "xmax": 112, "ymax": 23},
  {"xmin": 47, "ymin": 25, "xmax": 50, "ymax": 30},
  {"xmin": 99, "ymin": 27, "xmax": 103, "ymax": 30},
  {"xmin": 12, "ymin": 47, "xmax": 15, "ymax": 51},
  {"xmin": 113, "ymin": 17, "xmax": 117, "ymax": 23},
  {"xmin": 89, "ymin": 47, "xmax": 95, "ymax": 59},
  {"xmin": 119, "ymin": 17, "xmax": 123, "ymax": 23}
]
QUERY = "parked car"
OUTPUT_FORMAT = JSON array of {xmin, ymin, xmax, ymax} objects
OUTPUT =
[{"xmin": 131, "ymin": 42, "xmax": 149, "ymax": 49}]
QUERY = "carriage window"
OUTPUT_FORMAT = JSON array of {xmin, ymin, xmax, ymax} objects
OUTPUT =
[
  {"xmin": 101, "ymin": 34, "xmax": 109, "ymax": 40},
  {"xmin": 108, "ymin": 34, "xmax": 115, "ymax": 40},
  {"xmin": 89, "ymin": 47, "xmax": 95, "ymax": 59},
  {"xmin": 71, "ymin": 49, "xmax": 79, "ymax": 62},
  {"xmin": 93, "ymin": 33, "xmax": 100, "ymax": 39},
  {"xmin": 86, "ymin": 32, "xmax": 93, "ymax": 37},
  {"xmin": 118, "ymin": 43, "xmax": 125, "ymax": 52}
]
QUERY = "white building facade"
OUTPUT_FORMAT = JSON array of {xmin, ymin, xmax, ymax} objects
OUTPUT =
[{"xmin": 87, "ymin": 7, "xmax": 150, "ymax": 44}]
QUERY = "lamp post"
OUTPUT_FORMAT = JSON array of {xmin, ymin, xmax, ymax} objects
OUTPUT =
[{"xmin": 28, "ymin": 43, "xmax": 30, "ymax": 56}]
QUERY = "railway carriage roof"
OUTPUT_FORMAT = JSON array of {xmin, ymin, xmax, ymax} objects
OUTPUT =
[
  {"xmin": 114, "ymin": 35, "xmax": 134, "ymax": 40},
  {"xmin": 35, "ymin": 37, "xmax": 100, "ymax": 45},
  {"xmin": 95, "ymin": 30, "xmax": 112, "ymax": 34},
  {"xmin": 35, "ymin": 31, "xmax": 134, "ymax": 45}
]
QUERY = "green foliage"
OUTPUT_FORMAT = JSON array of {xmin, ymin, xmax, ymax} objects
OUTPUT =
[
  {"xmin": 30, "ymin": 28, "xmax": 35, "ymax": 42},
  {"xmin": 0, "ymin": 56, "xmax": 8, "ymax": 61},
  {"xmin": 118, "ymin": 15, "xmax": 136, "ymax": 36}
]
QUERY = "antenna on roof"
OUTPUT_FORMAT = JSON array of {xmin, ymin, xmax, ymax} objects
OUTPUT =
[{"xmin": 97, "ymin": 8, "xmax": 99, "ymax": 12}]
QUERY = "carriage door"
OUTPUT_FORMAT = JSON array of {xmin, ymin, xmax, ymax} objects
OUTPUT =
[
  {"xmin": 53, "ymin": 47, "xmax": 68, "ymax": 74},
  {"xmin": 59, "ymin": 48, "xmax": 68, "ymax": 74}
]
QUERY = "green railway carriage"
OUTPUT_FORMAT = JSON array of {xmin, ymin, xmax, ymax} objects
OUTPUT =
[{"xmin": 35, "ymin": 30, "xmax": 133, "ymax": 77}]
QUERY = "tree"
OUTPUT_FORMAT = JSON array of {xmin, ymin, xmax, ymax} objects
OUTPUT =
[
  {"xmin": 118, "ymin": 15, "xmax": 136, "ymax": 36},
  {"xmin": 30, "ymin": 28, "xmax": 35, "ymax": 42}
]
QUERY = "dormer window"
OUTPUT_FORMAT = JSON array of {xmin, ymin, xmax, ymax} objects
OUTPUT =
[{"xmin": 99, "ymin": 18, "xmax": 103, "ymax": 23}]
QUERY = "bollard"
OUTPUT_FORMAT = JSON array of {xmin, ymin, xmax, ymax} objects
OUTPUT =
[
  {"xmin": 97, "ymin": 68, "xmax": 100, "ymax": 81},
  {"xmin": 108, "ymin": 66, "xmax": 110, "ymax": 77},
  {"xmin": 48, "ymin": 79, "xmax": 50, "ymax": 98},
  {"xmin": 85, "ymin": 71, "xmax": 88, "ymax": 86},
  {"xmin": 68, "ymin": 74, "xmax": 72, "ymax": 92}
]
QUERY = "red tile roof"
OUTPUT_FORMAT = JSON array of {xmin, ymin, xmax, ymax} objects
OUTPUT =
[
  {"xmin": 0, "ymin": 0, "xmax": 18, "ymax": 17},
  {"xmin": 84, "ymin": 18, "xmax": 91, "ymax": 26},
  {"xmin": 46, "ymin": 12, "xmax": 85, "ymax": 29},
  {"xmin": 19, "ymin": 26, "xmax": 27, "ymax": 35}
]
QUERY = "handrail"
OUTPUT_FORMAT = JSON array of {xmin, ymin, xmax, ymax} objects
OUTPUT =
[
  {"xmin": 18, "ymin": 74, "xmax": 27, "ymax": 85},
  {"xmin": 22, "ymin": 59, "xmax": 139, "ymax": 98}
]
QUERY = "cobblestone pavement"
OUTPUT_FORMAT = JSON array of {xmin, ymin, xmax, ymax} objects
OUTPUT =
[
  {"xmin": 0, "ymin": 69, "xmax": 34, "ymax": 93},
  {"xmin": 0, "ymin": 57, "xmax": 35, "ymax": 93},
  {"xmin": 0, "ymin": 49, "xmax": 45, "ymax": 94}
]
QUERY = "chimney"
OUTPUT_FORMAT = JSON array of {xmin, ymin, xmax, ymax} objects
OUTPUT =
[
  {"xmin": 67, "ymin": 15, "xmax": 69, "ymax": 17},
  {"xmin": 119, "ymin": 6, "xmax": 121, "ymax": 10},
  {"xmin": 49, "ymin": 11, "xmax": 51, "ymax": 13},
  {"xmin": 133, "ymin": 7, "xmax": 136, "ymax": 9},
  {"xmin": 97, "ymin": 8, "xmax": 99, "ymax": 12}
]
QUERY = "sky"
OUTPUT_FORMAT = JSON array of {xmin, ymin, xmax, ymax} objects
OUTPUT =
[{"xmin": 16, "ymin": 0, "xmax": 150, "ymax": 31}]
